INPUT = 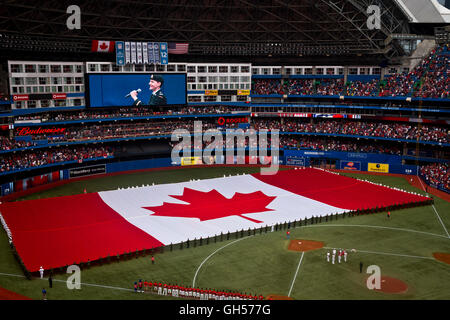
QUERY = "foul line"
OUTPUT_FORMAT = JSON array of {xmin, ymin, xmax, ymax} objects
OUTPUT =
[
  {"xmin": 323, "ymin": 247, "xmax": 435, "ymax": 261},
  {"xmin": 287, "ymin": 252, "xmax": 305, "ymax": 297},
  {"xmin": 0, "ymin": 272, "xmax": 134, "ymax": 292},
  {"xmin": 300, "ymin": 224, "xmax": 448, "ymax": 239},
  {"xmin": 192, "ymin": 236, "xmax": 249, "ymax": 288},
  {"xmin": 417, "ymin": 176, "xmax": 450, "ymax": 239}
]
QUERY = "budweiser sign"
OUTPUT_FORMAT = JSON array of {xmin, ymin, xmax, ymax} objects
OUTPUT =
[{"xmin": 16, "ymin": 127, "xmax": 67, "ymax": 136}]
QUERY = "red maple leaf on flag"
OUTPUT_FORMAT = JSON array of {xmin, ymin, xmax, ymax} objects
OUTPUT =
[
  {"xmin": 142, "ymin": 188, "xmax": 277, "ymax": 223},
  {"xmin": 99, "ymin": 42, "xmax": 109, "ymax": 50}
]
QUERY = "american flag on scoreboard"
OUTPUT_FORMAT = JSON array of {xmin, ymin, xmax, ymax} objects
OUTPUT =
[{"xmin": 168, "ymin": 43, "xmax": 189, "ymax": 54}]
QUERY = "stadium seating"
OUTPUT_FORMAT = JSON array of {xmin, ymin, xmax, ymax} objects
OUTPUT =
[
  {"xmin": 252, "ymin": 79, "xmax": 284, "ymax": 95},
  {"xmin": 251, "ymin": 44, "xmax": 450, "ymax": 99},
  {"xmin": 345, "ymin": 79, "xmax": 379, "ymax": 97},
  {"xmin": 0, "ymin": 146, "xmax": 114, "ymax": 173},
  {"xmin": 13, "ymin": 105, "xmax": 249, "ymax": 123},
  {"xmin": 252, "ymin": 119, "xmax": 449, "ymax": 143},
  {"xmin": 420, "ymin": 162, "xmax": 449, "ymax": 191}
]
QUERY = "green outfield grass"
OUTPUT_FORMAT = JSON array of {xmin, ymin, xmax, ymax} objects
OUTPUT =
[{"xmin": 0, "ymin": 167, "xmax": 449, "ymax": 300}]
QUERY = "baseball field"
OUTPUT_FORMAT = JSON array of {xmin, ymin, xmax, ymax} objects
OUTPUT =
[{"xmin": 0, "ymin": 166, "xmax": 449, "ymax": 300}]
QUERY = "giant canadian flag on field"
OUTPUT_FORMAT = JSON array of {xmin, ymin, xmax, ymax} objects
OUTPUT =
[{"xmin": 0, "ymin": 168, "xmax": 430, "ymax": 272}]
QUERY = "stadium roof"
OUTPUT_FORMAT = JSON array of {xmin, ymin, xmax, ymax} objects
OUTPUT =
[
  {"xmin": 395, "ymin": 0, "xmax": 450, "ymax": 23},
  {"xmin": 0, "ymin": 0, "xmax": 445, "ymax": 64}
]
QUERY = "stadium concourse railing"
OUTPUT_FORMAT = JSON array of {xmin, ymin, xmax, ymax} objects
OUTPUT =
[{"xmin": 0, "ymin": 167, "xmax": 434, "ymax": 281}]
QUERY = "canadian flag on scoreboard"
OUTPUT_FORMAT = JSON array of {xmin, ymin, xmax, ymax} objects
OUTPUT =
[
  {"xmin": 0, "ymin": 168, "xmax": 430, "ymax": 272},
  {"xmin": 91, "ymin": 40, "xmax": 115, "ymax": 53}
]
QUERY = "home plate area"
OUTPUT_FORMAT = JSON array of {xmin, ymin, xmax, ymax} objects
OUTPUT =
[{"xmin": 0, "ymin": 167, "xmax": 431, "ymax": 272}]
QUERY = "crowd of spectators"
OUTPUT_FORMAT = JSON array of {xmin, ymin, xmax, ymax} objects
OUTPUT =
[
  {"xmin": 0, "ymin": 136, "xmax": 36, "ymax": 150},
  {"xmin": 3, "ymin": 129, "xmax": 446, "ymax": 173},
  {"xmin": 280, "ymin": 136, "xmax": 402, "ymax": 155},
  {"xmin": 47, "ymin": 120, "xmax": 226, "ymax": 143},
  {"xmin": 13, "ymin": 105, "xmax": 250, "ymax": 124},
  {"xmin": 252, "ymin": 119, "xmax": 449, "ymax": 143},
  {"xmin": 0, "ymin": 146, "xmax": 114, "ymax": 173},
  {"xmin": 250, "ymin": 44, "xmax": 449, "ymax": 98},
  {"xmin": 1, "ymin": 120, "xmax": 244, "ymax": 150},
  {"xmin": 286, "ymin": 79, "xmax": 315, "ymax": 95},
  {"xmin": 413, "ymin": 45, "xmax": 449, "ymax": 99},
  {"xmin": 379, "ymin": 72, "xmax": 416, "ymax": 97},
  {"xmin": 345, "ymin": 79, "xmax": 379, "ymax": 97},
  {"xmin": 2, "ymin": 118, "xmax": 448, "ymax": 152},
  {"xmin": 170, "ymin": 133, "xmax": 402, "ymax": 155},
  {"xmin": 285, "ymin": 79, "xmax": 345, "ymax": 96},
  {"xmin": 420, "ymin": 162, "xmax": 449, "ymax": 191},
  {"xmin": 315, "ymin": 79, "xmax": 345, "ymax": 96},
  {"xmin": 252, "ymin": 79, "xmax": 284, "ymax": 95}
]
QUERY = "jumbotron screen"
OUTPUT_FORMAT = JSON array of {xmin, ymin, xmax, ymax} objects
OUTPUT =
[{"xmin": 87, "ymin": 73, "xmax": 187, "ymax": 107}]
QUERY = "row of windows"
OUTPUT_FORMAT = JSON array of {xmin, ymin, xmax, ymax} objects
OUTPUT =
[
  {"xmin": 252, "ymin": 67, "xmax": 343, "ymax": 76},
  {"xmin": 388, "ymin": 67, "xmax": 410, "ymax": 74},
  {"xmin": 87, "ymin": 63, "xmax": 188, "ymax": 73},
  {"xmin": 190, "ymin": 65, "xmax": 250, "ymax": 73},
  {"xmin": 10, "ymin": 64, "xmax": 83, "ymax": 74},
  {"xmin": 187, "ymin": 76, "xmax": 251, "ymax": 83},
  {"xmin": 86, "ymin": 63, "xmax": 251, "ymax": 74},
  {"xmin": 14, "ymin": 98, "xmax": 85, "ymax": 109},
  {"xmin": 11, "ymin": 77, "xmax": 84, "ymax": 85},
  {"xmin": 10, "ymin": 62, "xmax": 404, "ymax": 76},
  {"xmin": 252, "ymin": 67, "xmax": 383, "ymax": 76},
  {"xmin": 11, "ymin": 62, "xmax": 395, "ymax": 76},
  {"xmin": 188, "ymin": 83, "xmax": 250, "ymax": 90},
  {"xmin": 11, "ymin": 85, "xmax": 84, "ymax": 94}
]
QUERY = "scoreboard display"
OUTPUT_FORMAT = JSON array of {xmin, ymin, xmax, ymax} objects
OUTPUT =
[{"xmin": 88, "ymin": 73, "xmax": 187, "ymax": 107}]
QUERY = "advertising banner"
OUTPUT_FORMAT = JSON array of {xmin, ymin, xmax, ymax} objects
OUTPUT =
[
  {"xmin": 69, "ymin": 164, "xmax": 106, "ymax": 178},
  {"xmin": 181, "ymin": 157, "xmax": 202, "ymax": 166},
  {"xmin": 368, "ymin": 163, "xmax": 389, "ymax": 173},
  {"xmin": 340, "ymin": 161, "xmax": 361, "ymax": 171},
  {"xmin": 286, "ymin": 156, "xmax": 306, "ymax": 166}
]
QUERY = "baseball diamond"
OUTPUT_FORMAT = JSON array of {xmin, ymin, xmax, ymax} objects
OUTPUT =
[{"xmin": 0, "ymin": 1, "xmax": 449, "ymax": 311}]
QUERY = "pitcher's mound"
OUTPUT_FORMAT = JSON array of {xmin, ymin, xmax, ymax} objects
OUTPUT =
[
  {"xmin": 433, "ymin": 252, "xmax": 450, "ymax": 265},
  {"xmin": 288, "ymin": 239, "xmax": 324, "ymax": 252},
  {"xmin": 266, "ymin": 295, "xmax": 293, "ymax": 300},
  {"xmin": 372, "ymin": 276, "xmax": 408, "ymax": 294}
]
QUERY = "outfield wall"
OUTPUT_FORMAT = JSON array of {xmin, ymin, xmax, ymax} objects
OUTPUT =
[
  {"xmin": 283, "ymin": 150, "xmax": 419, "ymax": 175},
  {"xmin": 0, "ymin": 158, "xmax": 175, "ymax": 198}
]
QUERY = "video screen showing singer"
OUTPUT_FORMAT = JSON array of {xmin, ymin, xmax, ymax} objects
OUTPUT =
[{"xmin": 129, "ymin": 74, "xmax": 167, "ymax": 106}]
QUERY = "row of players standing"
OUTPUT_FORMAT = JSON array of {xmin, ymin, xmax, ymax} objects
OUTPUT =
[{"xmin": 133, "ymin": 280, "xmax": 264, "ymax": 300}]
